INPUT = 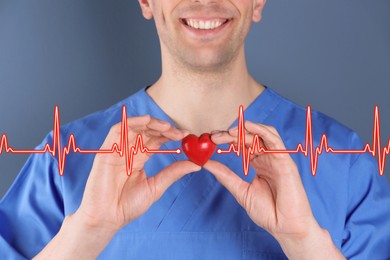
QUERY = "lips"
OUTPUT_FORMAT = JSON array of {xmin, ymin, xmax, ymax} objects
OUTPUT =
[{"xmin": 181, "ymin": 18, "xmax": 229, "ymax": 30}]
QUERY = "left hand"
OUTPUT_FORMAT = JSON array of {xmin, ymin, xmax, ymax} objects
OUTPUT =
[
  {"xmin": 205, "ymin": 121, "xmax": 318, "ymax": 241},
  {"xmin": 204, "ymin": 121, "xmax": 316, "ymax": 238},
  {"xmin": 205, "ymin": 121, "xmax": 345, "ymax": 259}
]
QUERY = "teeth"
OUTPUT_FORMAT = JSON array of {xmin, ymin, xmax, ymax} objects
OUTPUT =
[{"xmin": 185, "ymin": 19, "xmax": 226, "ymax": 30}]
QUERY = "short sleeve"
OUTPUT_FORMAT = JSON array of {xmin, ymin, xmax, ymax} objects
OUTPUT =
[
  {"xmin": 341, "ymin": 150, "xmax": 390, "ymax": 259},
  {"xmin": 0, "ymin": 133, "xmax": 64, "ymax": 259}
]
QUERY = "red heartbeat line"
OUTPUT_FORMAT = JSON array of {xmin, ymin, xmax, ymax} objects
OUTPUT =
[
  {"xmin": 217, "ymin": 105, "xmax": 389, "ymax": 176},
  {"xmin": 0, "ymin": 106, "xmax": 180, "ymax": 176},
  {"xmin": 0, "ymin": 105, "xmax": 389, "ymax": 176}
]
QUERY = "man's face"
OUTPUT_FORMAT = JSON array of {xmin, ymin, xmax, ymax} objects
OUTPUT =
[{"xmin": 139, "ymin": 0, "xmax": 266, "ymax": 72}]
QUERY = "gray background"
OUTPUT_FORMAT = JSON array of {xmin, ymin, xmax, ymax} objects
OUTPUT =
[{"xmin": 0, "ymin": 0, "xmax": 389, "ymax": 198}]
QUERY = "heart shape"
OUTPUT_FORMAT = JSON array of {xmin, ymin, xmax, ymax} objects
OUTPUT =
[{"xmin": 182, "ymin": 133, "xmax": 216, "ymax": 166}]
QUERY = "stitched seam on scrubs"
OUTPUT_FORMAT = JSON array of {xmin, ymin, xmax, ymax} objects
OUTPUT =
[
  {"xmin": 127, "ymin": 91, "xmax": 197, "ymax": 230},
  {"xmin": 127, "ymin": 97, "xmax": 142, "ymax": 119},
  {"xmin": 53, "ymin": 130, "xmax": 66, "ymax": 214},
  {"xmin": 345, "ymin": 153, "xmax": 362, "ymax": 219},
  {"xmin": 241, "ymin": 231, "xmax": 244, "ymax": 260},
  {"xmin": 260, "ymin": 92, "xmax": 283, "ymax": 126},
  {"xmin": 345, "ymin": 153, "xmax": 370, "ymax": 217},
  {"xmin": 154, "ymin": 177, "xmax": 194, "ymax": 230},
  {"xmin": 179, "ymin": 173, "xmax": 220, "ymax": 231},
  {"xmin": 269, "ymin": 88, "xmax": 310, "ymax": 116}
]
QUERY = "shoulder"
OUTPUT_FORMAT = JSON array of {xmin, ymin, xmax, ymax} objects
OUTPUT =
[
  {"xmin": 264, "ymin": 88, "xmax": 363, "ymax": 152},
  {"xmin": 60, "ymin": 87, "xmax": 147, "ymax": 137}
]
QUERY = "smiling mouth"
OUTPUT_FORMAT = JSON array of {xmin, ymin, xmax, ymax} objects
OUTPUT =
[{"xmin": 181, "ymin": 18, "xmax": 230, "ymax": 30}]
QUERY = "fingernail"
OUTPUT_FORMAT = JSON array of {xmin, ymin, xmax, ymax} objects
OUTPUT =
[
  {"xmin": 190, "ymin": 164, "xmax": 202, "ymax": 172},
  {"xmin": 157, "ymin": 119, "xmax": 169, "ymax": 125},
  {"xmin": 173, "ymin": 128, "xmax": 183, "ymax": 134},
  {"xmin": 211, "ymin": 130, "xmax": 223, "ymax": 137},
  {"xmin": 178, "ymin": 129, "xmax": 190, "ymax": 135},
  {"xmin": 229, "ymin": 127, "xmax": 238, "ymax": 133}
]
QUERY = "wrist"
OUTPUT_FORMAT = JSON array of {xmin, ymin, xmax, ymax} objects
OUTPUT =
[
  {"xmin": 275, "ymin": 223, "xmax": 345, "ymax": 260},
  {"xmin": 72, "ymin": 209, "xmax": 121, "ymax": 235},
  {"xmin": 67, "ymin": 210, "xmax": 118, "ymax": 248},
  {"xmin": 60, "ymin": 213, "xmax": 118, "ymax": 258},
  {"xmin": 35, "ymin": 213, "xmax": 118, "ymax": 259}
]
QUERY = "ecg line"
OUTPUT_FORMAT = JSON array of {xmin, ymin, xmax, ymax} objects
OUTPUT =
[
  {"xmin": 217, "ymin": 105, "xmax": 389, "ymax": 176},
  {"xmin": 0, "ymin": 106, "xmax": 180, "ymax": 176},
  {"xmin": 1, "ymin": 105, "xmax": 389, "ymax": 176}
]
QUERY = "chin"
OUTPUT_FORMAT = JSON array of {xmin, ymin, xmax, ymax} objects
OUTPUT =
[{"xmin": 182, "ymin": 49, "xmax": 236, "ymax": 72}]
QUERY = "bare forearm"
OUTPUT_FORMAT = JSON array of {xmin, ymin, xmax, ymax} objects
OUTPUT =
[
  {"xmin": 276, "ymin": 225, "xmax": 345, "ymax": 260},
  {"xmin": 34, "ymin": 212, "xmax": 117, "ymax": 259}
]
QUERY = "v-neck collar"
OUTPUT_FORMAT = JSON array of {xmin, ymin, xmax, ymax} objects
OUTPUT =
[{"xmin": 129, "ymin": 85, "xmax": 282, "ymax": 178}]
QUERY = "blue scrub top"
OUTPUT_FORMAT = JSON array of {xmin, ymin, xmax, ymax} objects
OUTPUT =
[{"xmin": 1, "ymin": 87, "xmax": 389, "ymax": 259}]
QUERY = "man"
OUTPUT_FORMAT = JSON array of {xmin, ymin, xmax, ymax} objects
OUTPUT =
[{"xmin": 1, "ymin": 0, "xmax": 389, "ymax": 259}]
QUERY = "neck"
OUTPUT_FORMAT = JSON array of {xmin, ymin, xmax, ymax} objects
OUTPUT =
[{"xmin": 147, "ymin": 48, "xmax": 264, "ymax": 136}]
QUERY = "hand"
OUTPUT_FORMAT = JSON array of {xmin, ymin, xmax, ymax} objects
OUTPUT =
[
  {"xmin": 78, "ymin": 115, "xmax": 200, "ymax": 231},
  {"xmin": 36, "ymin": 115, "xmax": 200, "ymax": 259},
  {"xmin": 205, "ymin": 121, "xmax": 344, "ymax": 259}
]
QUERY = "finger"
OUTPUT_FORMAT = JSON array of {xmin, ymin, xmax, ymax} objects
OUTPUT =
[
  {"xmin": 210, "ymin": 131, "xmax": 235, "ymax": 144},
  {"xmin": 100, "ymin": 116, "xmax": 151, "ymax": 149},
  {"xmin": 143, "ymin": 129, "xmax": 165, "ymax": 138},
  {"xmin": 146, "ymin": 118, "xmax": 188, "ymax": 141},
  {"xmin": 129, "ymin": 117, "xmax": 170, "ymax": 132},
  {"xmin": 126, "ymin": 115, "xmax": 152, "ymax": 129},
  {"xmin": 142, "ymin": 128, "xmax": 185, "ymax": 139},
  {"xmin": 211, "ymin": 130, "xmax": 265, "ymax": 157},
  {"xmin": 244, "ymin": 121, "xmax": 285, "ymax": 150},
  {"xmin": 228, "ymin": 126, "xmax": 250, "ymax": 135},
  {"xmin": 179, "ymin": 129, "xmax": 191, "ymax": 137},
  {"xmin": 229, "ymin": 129, "xmax": 265, "ymax": 147},
  {"xmin": 160, "ymin": 127, "xmax": 188, "ymax": 141},
  {"xmin": 211, "ymin": 127, "xmax": 254, "ymax": 145},
  {"xmin": 129, "ymin": 118, "xmax": 169, "ymax": 134},
  {"xmin": 203, "ymin": 160, "xmax": 250, "ymax": 208},
  {"xmin": 142, "ymin": 135, "xmax": 171, "ymax": 151},
  {"xmin": 113, "ymin": 116, "xmax": 163, "ymax": 145},
  {"xmin": 129, "ymin": 135, "xmax": 172, "ymax": 173},
  {"xmin": 211, "ymin": 130, "xmax": 225, "ymax": 135},
  {"xmin": 146, "ymin": 118, "xmax": 171, "ymax": 131},
  {"xmin": 211, "ymin": 127, "xmax": 250, "ymax": 142},
  {"xmin": 129, "ymin": 121, "xmax": 188, "ymax": 173},
  {"xmin": 149, "ymin": 161, "xmax": 202, "ymax": 201}
]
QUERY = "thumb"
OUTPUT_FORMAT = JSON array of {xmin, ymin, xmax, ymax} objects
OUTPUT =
[
  {"xmin": 203, "ymin": 160, "xmax": 250, "ymax": 207},
  {"xmin": 149, "ymin": 160, "xmax": 201, "ymax": 201}
]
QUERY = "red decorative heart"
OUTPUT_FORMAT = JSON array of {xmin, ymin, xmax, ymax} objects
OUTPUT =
[{"xmin": 182, "ymin": 133, "xmax": 216, "ymax": 166}]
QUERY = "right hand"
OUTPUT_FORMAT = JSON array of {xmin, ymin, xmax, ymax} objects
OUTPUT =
[{"xmin": 76, "ymin": 115, "xmax": 200, "ymax": 232}]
